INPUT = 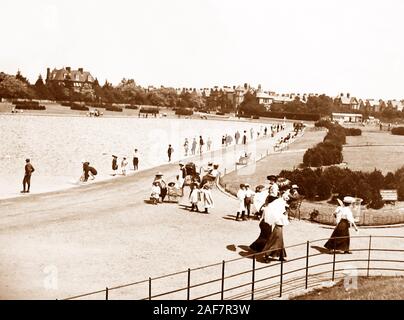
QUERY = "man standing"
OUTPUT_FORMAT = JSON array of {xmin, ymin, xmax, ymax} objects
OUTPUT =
[
  {"xmin": 167, "ymin": 144, "xmax": 174, "ymax": 162},
  {"xmin": 242, "ymin": 131, "xmax": 247, "ymax": 145},
  {"xmin": 21, "ymin": 158, "xmax": 35, "ymax": 193},
  {"xmin": 133, "ymin": 148, "xmax": 139, "ymax": 171},
  {"xmin": 199, "ymin": 136, "xmax": 204, "ymax": 155}
]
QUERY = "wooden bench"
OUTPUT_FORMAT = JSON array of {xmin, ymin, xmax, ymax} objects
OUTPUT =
[{"xmin": 380, "ymin": 189, "xmax": 398, "ymax": 204}]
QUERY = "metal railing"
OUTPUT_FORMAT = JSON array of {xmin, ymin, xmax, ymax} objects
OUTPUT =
[{"xmin": 63, "ymin": 235, "xmax": 404, "ymax": 300}]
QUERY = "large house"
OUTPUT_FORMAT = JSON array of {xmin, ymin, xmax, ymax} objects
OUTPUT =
[
  {"xmin": 46, "ymin": 67, "xmax": 95, "ymax": 89},
  {"xmin": 335, "ymin": 93, "xmax": 359, "ymax": 110}
]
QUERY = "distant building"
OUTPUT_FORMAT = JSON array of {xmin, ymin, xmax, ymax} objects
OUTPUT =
[
  {"xmin": 335, "ymin": 93, "xmax": 359, "ymax": 110},
  {"xmin": 46, "ymin": 67, "xmax": 95, "ymax": 89},
  {"xmin": 388, "ymin": 100, "xmax": 404, "ymax": 112},
  {"xmin": 332, "ymin": 112, "xmax": 363, "ymax": 123}
]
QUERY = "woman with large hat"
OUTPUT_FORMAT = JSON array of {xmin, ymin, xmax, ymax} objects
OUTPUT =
[
  {"xmin": 153, "ymin": 172, "xmax": 167, "ymax": 202},
  {"xmin": 324, "ymin": 196, "xmax": 359, "ymax": 254}
]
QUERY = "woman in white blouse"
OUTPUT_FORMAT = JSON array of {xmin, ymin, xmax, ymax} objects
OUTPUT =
[{"xmin": 324, "ymin": 196, "xmax": 359, "ymax": 254}]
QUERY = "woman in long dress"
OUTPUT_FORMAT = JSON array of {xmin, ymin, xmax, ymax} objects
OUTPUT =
[
  {"xmin": 324, "ymin": 196, "xmax": 359, "ymax": 254},
  {"xmin": 249, "ymin": 191, "xmax": 279, "ymax": 252},
  {"xmin": 153, "ymin": 172, "xmax": 167, "ymax": 202},
  {"xmin": 262, "ymin": 193, "xmax": 290, "ymax": 262},
  {"xmin": 200, "ymin": 183, "xmax": 214, "ymax": 213}
]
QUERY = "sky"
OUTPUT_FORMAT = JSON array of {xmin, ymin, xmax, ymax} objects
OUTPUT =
[{"xmin": 0, "ymin": 0, "xmax": 403, "ymax": 100}]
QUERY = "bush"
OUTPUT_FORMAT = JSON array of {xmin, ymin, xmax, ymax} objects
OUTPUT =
[
  {"xmin": 14, "ymin": 100, "xmax": 45, "ymax": 110},
  {"xmin": 345, "ymin": 128, "xmax": 362, "ymax": 136},
  {"xmin": 175, "ymin": 108, "xmax": 193, "ymax": 116},
  {"xmin": 125, "ymin": 105, "xmax": 138, "ymax": 110},
  {"xmin": 316, "ymin": 176, "xmax": 332, "ymax": 200},
  {"xmin": 368, "ymin": 191, "xmax": 384, "ymax": 209},
  {"xmin": 105, "ymin": 106, "xmax": 123, "ymax": 112},
  {"xmin": 70, "ymin": 105, "xmax": 89, "ymax": 111},
  {"xmin": 391, "ymin": 127, "xmax": 404, "ymax": 135},
  {"xmin": 139, "ymin": 107, "xmax": 159, "ymax": 114}
]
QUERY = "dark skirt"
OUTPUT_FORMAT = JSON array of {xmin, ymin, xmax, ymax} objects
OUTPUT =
[
  {"xmin": 249, "ymin": 220, "xmax": 272, "ymax": 252},
  {"xmin": 262, "ymin": 225, "xmax": 286, "ymax": 258},
  {"xmin": 324, "ymin": 219, "xmax": 350, "ymax": 252}
]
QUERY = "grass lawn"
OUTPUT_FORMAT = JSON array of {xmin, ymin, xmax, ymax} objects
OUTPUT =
[{"xmin": 293, "ymin": 276, "xmax": 404, "ymax": 300}]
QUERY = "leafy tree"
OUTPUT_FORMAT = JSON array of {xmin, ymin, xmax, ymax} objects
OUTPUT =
[{"xmin": 238, "ymin": 91, "xmax": 265, "ymax": 115}]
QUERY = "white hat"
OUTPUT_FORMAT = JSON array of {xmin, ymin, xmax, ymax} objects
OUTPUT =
[
  {"xmin": 291, "ymin": 184, "xmax": 299, "ymax": 189},
  {"xmin": 343, "ymin": 196, "xmax": 355, "ymax": 204},
  {"xmin": 179, "ymin": 161, "xmax": 184, "ymax": 166}
]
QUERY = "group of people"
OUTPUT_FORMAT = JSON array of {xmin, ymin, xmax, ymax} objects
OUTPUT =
[
  {"xmin": 150, "ymin": 161, "xmax": 220, "ymax": 214},
  {"xmin": 183, "ymin": 136, "xmax": 212, "ymax": 157},
  {"xmin": 247, "ymin": 174, "xmax": 359, "ymax": 263}
]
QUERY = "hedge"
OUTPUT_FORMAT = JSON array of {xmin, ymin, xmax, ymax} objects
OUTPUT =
[
  {"xmin": 139, "ymin": 107, "xmax": 159, "ymax": 114},
  {"xmin": 175, "ymin": 108, "xmax": 193, "ymax": 116},
  {"xmin": 70, "ymin": 105, "xmax": 89, "ymax": 111},
  {"xmin": 13, "ymin": 101, "xmax": 45, "ymax": 110},
  {"xmin": 392, "ymin": 127, "xmax": 404, "ymax": 135},
  {"xmin": 106, "ymin": 106, "xmax": 123, "ymax": 112},
  {"xmin": 125, "ymin": 105, "xmax": 139, "ymax": 110},
  {"xmin": 303, "ymin": 120, "xmax": 346, "ymax": 167},
  {"xmin": 278, "ymin": 166, "xmax": 404, "ymax": 209},
  {"xmin": 15, "ymin": 105, "xmax": 46, "ymax": 110},
  {"xmin": 345, "ymin": 128, "xmax": 362, "ymax": 136}
]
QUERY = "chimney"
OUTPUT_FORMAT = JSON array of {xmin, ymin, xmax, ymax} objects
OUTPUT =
[
  {"xmin": 78, "ymin": 68, "xmax": 83, "ymax": 74},
  {"xmin": 66, "ymin": 67, "xmax": 71, "ymax": 72},
  {"xmin": 46, "ymin": 68, "xmax": 50, "ymax": 81}
]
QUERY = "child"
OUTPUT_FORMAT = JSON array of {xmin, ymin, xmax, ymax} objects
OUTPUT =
[
  {"xmin": 236, "ymin": 184, "xmax": 246, "ymax": 221},
  {"xmin": 150, "ymin": 182, "xmax": 161, "ymax": 205},
  {"xmin": 121, "ymin": 157, "xmax": 128, "ymax": 175},
  {"xmin": 244, "ymin": 183, "xmax": 255, "ymax": 219},
  {"xmin": 189, "ymin": 182, "xmax": 200, "ymax": 212}
]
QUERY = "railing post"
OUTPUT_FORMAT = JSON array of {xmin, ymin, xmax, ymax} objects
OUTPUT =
[
  {"xmin": 367, "ymin": 235, "xmax": 372, "ymax": 277},
  {"xmin": 251, "ymin": 255, "xmax": 256, "ymax": 300},
  {"xmin": 148, "ymin": 277, "xmax": 152, "ymax": 300},
  {"xmin": 221, "ymin": 260, "xmax": 225, "ymax": 300},
  {"xmin": 187, "ymin": 268, "xmax": 191, "ymax": 300},
  {"xmin": 279, "ymin": 259, "xmax": 284, "ymax": 297},
  {"xmin": 332, "ymin": 239, "xmax": 336, "ymax": 282},
  {"xmin": 105, "ymin": 287, "xmax": 109, "ymax": 300},
  {"xmin": 305, "ymin": 241, "xmax": 309, "ymax": 289}
]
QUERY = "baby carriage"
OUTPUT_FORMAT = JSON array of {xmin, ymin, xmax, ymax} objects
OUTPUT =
[
  {"xmin": 167, "ymin": 182, "xmax": 182, "ymax": 202},
  {"xmin": 184, "ymin": 162, "xmax": 198, "ymax": 186}
]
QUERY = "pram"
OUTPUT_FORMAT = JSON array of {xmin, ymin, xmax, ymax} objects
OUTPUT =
[
  {"xmin": 166, "ymin": 182, "xmax": 182, "ymax": 202},
  {"xmin": 184, "ymin": 162, "xmax": 200, "ymax": 186}
]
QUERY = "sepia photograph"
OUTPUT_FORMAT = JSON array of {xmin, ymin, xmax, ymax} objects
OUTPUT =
[{"xmin": 1, "ymin": 0, "xmax": 404, "ymax": 307}]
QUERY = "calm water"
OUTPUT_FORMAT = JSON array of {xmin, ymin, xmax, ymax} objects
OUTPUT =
[{"xmin": 0, "ymin": 114, "xmax": 271, "ymax": 198}]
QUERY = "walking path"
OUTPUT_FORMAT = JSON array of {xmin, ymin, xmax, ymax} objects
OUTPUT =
[{"xmin": 1, "ymin": 124, "xmax": 403, "ymax": 300}]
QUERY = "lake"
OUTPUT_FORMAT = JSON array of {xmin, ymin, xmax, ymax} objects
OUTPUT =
[{"xmin": 0, "ymin": 114, "xmax": 280, "ymax": 198}]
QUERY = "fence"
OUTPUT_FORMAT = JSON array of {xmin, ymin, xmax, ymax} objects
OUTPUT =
[{"xmin": 63, "ymin": 235, "xmax": 404, "ymax": 300}]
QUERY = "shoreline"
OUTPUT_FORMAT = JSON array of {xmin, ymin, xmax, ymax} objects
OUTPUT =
[{"xmin": 0, "ymin": 119, "xmax": 293, "ymax": 202}]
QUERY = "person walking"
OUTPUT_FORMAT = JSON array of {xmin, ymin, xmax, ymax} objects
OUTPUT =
[
  {"xmin": 184, "ymin": 138, "xmax": 189, "ymax": 156},
  {"xmin": 199, "ymin": 136, "xmax": 204, "ymax": 155},
  {"xmin": 206, "ymin": 137, "xmax": 212, "ymax": 151},
  {"xmin": 121, "ymin": 157, "xmax": 128, "ymax": 175},
  {"xmin": 133, "ymin": 149, "xmax": 139, "ymax": 171},
  {"xmin": 250, "ymin": 128, "xmax": 254, "ymax": 140},
  {"xmin": 21, "ymin": 158, "xmax": 35, "ymax": 193},
  {"xmin": 235, "ymin": 130, "xmax": 240, "ymax": 144},
  {"xmin": 191, "ymin": 138, "xmax": 197, "ymax": 155},
  {"xmin": 244, "ymin": 183, "xmax": 255, "ymax": 219},
  {"xmin": 112, "ymin": 155, "xmax": 118, "ymax": 176},
  {"xmin": 200, "ymin": 183, "xmax": 214, "ymax": 213},
  {"xmin": 264, "ymin": 127, "xmax": 268, "ymax": 136},
  {"xmin": 189, "ymin": 182, "xmax": 200, "ymax": 212},
  {"xmin": 167, "ymin": 145, "xmax": 174, "ymax": 162},
  {"xmin": 178, "ymin": 162, "xmax": 187, "ymax": 196},
  {"xmin": 221, "ymin": 135, "xmax": 226, "ymax": 147},
  {"xmin": 236, "ymin": 184, "xmax": 247, "ymax": 221},
  {"xmin": 262, "ymin": 192, "xmax": 290, "ymax": 262},
  {"xmin": 324, "ymin": 196, "xmax": 359, "ymax": 254}
]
